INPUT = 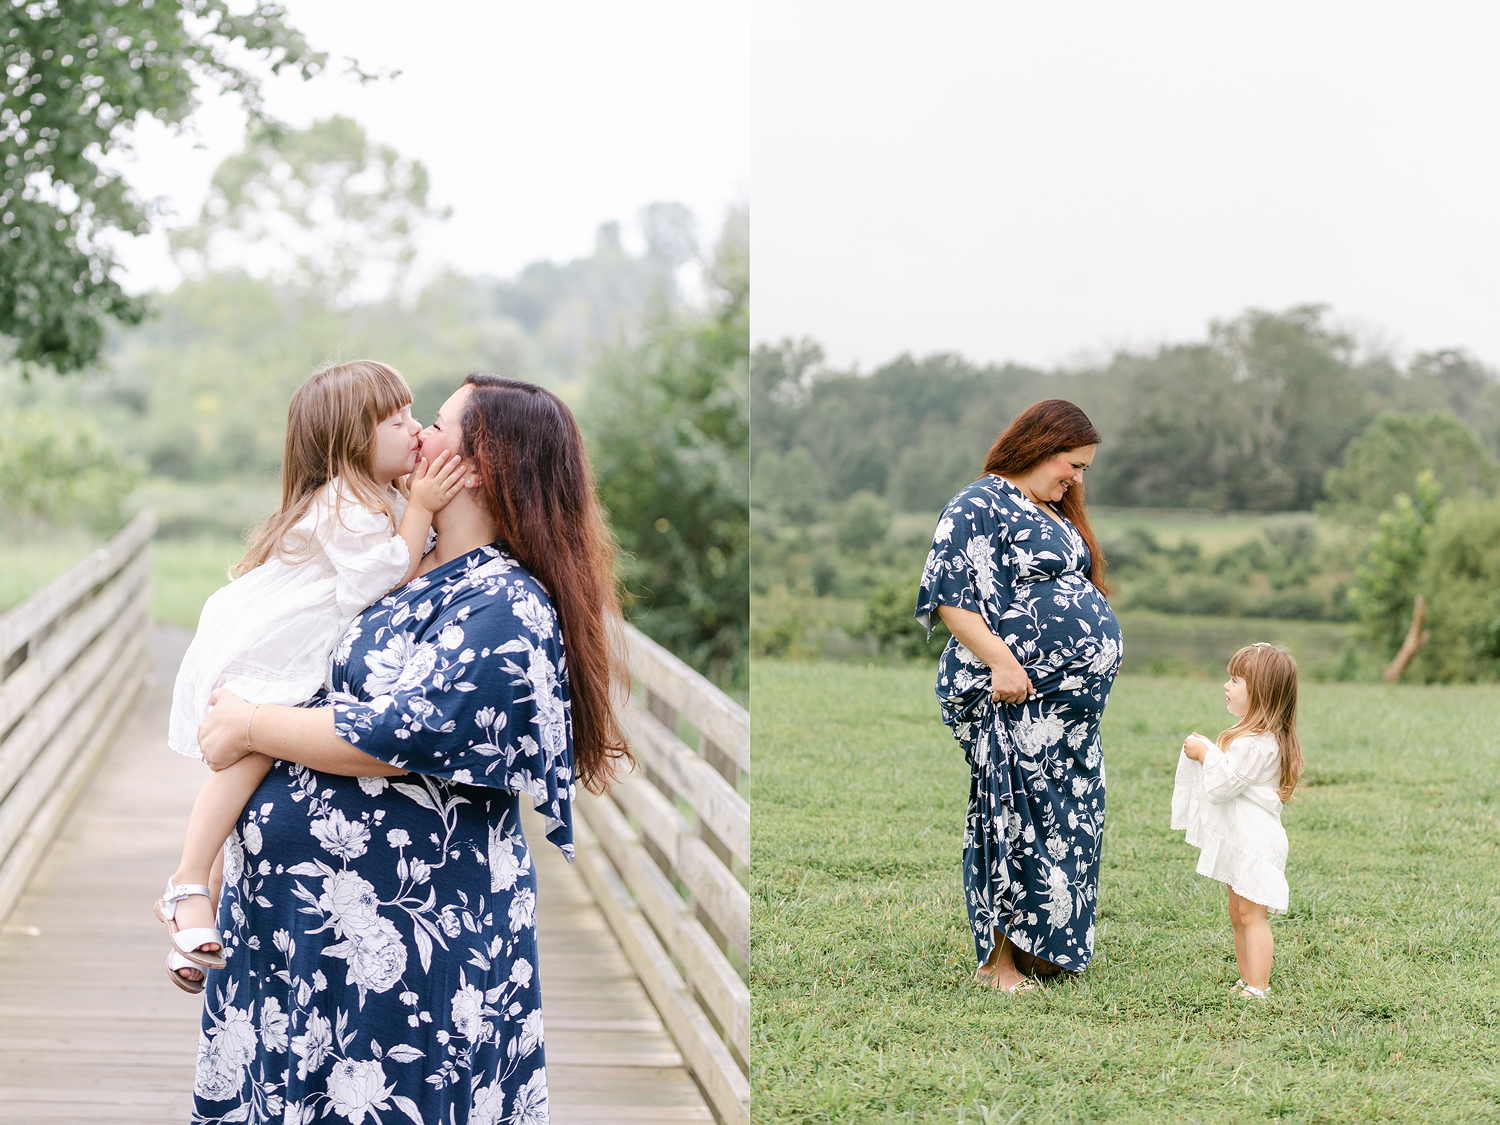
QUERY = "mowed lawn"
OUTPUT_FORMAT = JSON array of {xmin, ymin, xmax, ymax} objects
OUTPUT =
[{"xmin": 752, "ymin": 661, "xmax": 1500, "ymax": 1123}]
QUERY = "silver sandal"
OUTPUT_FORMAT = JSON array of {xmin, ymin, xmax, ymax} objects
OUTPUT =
[{"xmin": 153, "ymin": 881, "xmax": 226, "ymax": 970}]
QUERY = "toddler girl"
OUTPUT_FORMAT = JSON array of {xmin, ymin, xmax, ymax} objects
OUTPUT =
[
  {"xmin": 1171, "ymin": 642, "xmax": 1303, "ymax": 1000},
  {"xmin": 156, "ymin": 359, "xmax": 465, "ymax": 991}
]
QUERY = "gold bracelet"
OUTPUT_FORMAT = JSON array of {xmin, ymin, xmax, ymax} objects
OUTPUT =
[{"xmin": 247, "ymin": 704, "xmax": 261, "ymax": 754}]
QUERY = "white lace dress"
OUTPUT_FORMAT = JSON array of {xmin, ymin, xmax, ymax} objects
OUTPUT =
[
  {"xmin": 168, "ymin": 482, "xmax": 410, "ymax": 759},
  {"xmin": 1170, "ymin": 731, "xmax": 1289, "ymax": 911}
]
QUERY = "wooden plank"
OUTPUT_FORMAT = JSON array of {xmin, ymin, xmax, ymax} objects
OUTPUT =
[
  {"xmin": 0, "ymin": 587, "xmax": 151, "ymax": 863},
  {"xmin": 572, "ymin": 813, "xmax": 750, "ymax": 1125},
  {"xmin": 0, "ymin": 578, "xmax": 152, "ymax": 799},
  {"xmin": 608, "ymin": 776, "xmax": 749, "ymax": 964},
  {"xmin": 578, "ymin": 791, "xmax": 750, "ymax": 1062},
  {"xmin": 0, "ymin": 627, "xmax": 150, "ymax": 926},
  {"xmin": 624, "ymin": 626, "xmax": 748, "ymax": 771},
  {"xmin": 625, "ymin": 707, "xmax": 749, "ymax": 865},
  {"xmin": 0, "ymin": 548, "xmax": 153, "ymax": 743},
  {"xmin": 0, "ymin": 511, "xmax": 156, "ymax": 668}
]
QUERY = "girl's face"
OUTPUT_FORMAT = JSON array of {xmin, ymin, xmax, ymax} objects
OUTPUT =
[
  {"xmin": 418, "ymin": 384, "xmax": 471, "ymax": 467},
  {"xmin": 1019, "ymin": 445, "xmax": 1096, "ymax": 504},
  {"xmin": 372, "ymin": 404, "xmax": 422, "ymax": 483},
  {"xmin": 1224, "ymin": 674, "xmax": 1250, "ymax": 718}
]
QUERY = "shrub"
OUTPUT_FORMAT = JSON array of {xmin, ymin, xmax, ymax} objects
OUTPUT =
[
  {"xmin": 1412, "ymin": 497, "xmax": 1500, "ymax": 682},
  {"xmin": 858, "ymin": 571, "xmax": 950, "ymax": 660},
  {"xmin": 0, "ymin": 409, "xmax": 142, "ymax": 531},
  {"xmin": 835, "ymin": 491, "xmax": 891, "ymax": 553}
]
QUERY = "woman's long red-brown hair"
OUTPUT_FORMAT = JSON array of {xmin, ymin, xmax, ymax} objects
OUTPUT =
[
  {"xmin": 982, "ymin": 399, "xmax": 1108, "ymax": 593},
  {"xmin": 459, "ymin": 373, "xmax": 633, "ymax": 793}
]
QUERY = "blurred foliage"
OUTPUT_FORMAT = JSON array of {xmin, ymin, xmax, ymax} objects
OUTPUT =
[
  {"xmin": 172, "ymin": 116, "xmax": 449, "ymax": 303},
  {"xmin": 861, "ymin": 569, "xmax": 951, "ymax": 660},
  {"xmin": 1416, "ymin": 496, "xmax": 1500, "ymax": 683},
  {"xmin": 0, "ymin": 0, "xmax": 324, "ymax": 372},
  {"xmin": 0, "ymin": 406, "xmax": 141, "ymax": 529},
  {"xmin": 1322, "ymin": 410, "xmax": 1497, "ymax": 524},
  {"xmin": 585, "ymin": 208, "xmax": 749, "ymax": 688},
  {"xmin": 752, "ymin": 307, "xmax": 1500, "ymax": 517},
  {"xmin": 1347, "ymin": 471, "xmax": 1443, "ymax": 660}
]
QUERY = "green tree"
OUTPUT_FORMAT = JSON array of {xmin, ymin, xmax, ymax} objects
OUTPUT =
[
  {"xmin": 171, "ymin": 116, "xmax": 448, "ymax": 302},
  {"xmin": 1346, "ymin": 470, "xmax": 1443, "ymax": 658},
  {"xmin": 751, "ymin": 446, "xmax": 825, "ymax": 524},
  {"xmin": 586, "ymin": 207, "xmax": 748, "ymax": 687},
  {"xmin": 0, "ymin": 1, "xmax": 324, "ymax": 371},
  {"xmin": 0, "ymin": 406, "xmax": 140, "ymax": 528},
  {"xmin": 1415, "ymin": 496, "xmax": 1500, "ymax": 682},
  {"xmin": 1323, "ymin": 410, "xmax": 1497, "ymax": 524}
]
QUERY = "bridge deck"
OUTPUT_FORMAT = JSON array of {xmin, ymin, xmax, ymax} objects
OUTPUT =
[{"xmin": 0, "ymin": 628, "xmax": 710, "ymax": 1124}]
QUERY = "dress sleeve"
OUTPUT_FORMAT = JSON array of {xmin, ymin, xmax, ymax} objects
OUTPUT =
[
  {"xmin": 1202, "ymin": 735, "xmax": 1279, "ymax": 805},
  {"xmin": 914, "ymin": 492, "xmax": 1014, "ymax": 633},
  {"xmin": 325, "ymin": 579, "xmax": 574, "ymax": 857},
  {"xmin": 316, "ymin": 491, "xmax": 411, "ymax": 618}
]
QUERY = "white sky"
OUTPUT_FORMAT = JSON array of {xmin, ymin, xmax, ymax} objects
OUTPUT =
[
  {"xmin": 110, "ymin": 0, "xmax": 748, "ymax": 292},
  {"xmin": 753, "ymin": 2, "xmax": 1500, "ymax": 372}
]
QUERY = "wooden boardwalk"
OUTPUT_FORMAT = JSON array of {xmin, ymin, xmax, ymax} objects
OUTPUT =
[{"xmin": 0, "ymin": 627, "xmax": 712, "ymax": 1124}]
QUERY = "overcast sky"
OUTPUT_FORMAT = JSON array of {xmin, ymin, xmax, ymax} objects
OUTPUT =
[
  {"xmin": 111, "ymin": 0, "xmax": 747, "ymax": 292},
  {"xmin": 753, "ymin": 2, "xmax": 1500, "ymax": 372}
]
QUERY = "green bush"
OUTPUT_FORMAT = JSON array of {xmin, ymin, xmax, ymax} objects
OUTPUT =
[
  {"xmin": 0, "ymin": 408, "xmax": 142, "ymax": 531},
  {"xmin": 1347, "ymin": 471, "xmax": 1442, "ymax": 658},
  {"xmin": 1412, "ymin": 497, "xmax": 1500, "ymax": 682},
  {"xmin": 835, "ymin": 491, "xmax": 891, "ymax": 553},
  {"xmin": 858, "ymin": 571, "xmax": 950, "ymax": 660}
]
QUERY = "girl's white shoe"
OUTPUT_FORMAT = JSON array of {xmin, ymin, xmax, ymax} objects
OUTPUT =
[
  {"xmin": 153, "ymin": 881, "xmax": 226, "ymax": 970},
  {"xmin": 1230, "ymin": 978, "xmax": 1270, "ymax": 1000}
]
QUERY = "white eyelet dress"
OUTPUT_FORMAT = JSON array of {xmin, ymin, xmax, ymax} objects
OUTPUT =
[
  {"xmin": 167, "ymin": 481, "xmax": 410, "ymax": 759},
  {"xmin": 1170, "ymin": 731, "xmax": 1289, "ymax": 912}
]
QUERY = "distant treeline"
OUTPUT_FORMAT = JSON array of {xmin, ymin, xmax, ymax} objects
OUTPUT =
[{"xmin": 752, "ymin": 306, "xmax": 1500, "ymax": 515}]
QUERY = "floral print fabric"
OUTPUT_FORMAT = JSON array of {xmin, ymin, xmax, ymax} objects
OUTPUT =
[
  {"xmin": 193, "ymin": 545, "xmax": 572, "ymax": 1125},
  {"xmin": 916, "ymin": 475, "xmax": 1122, "ymax": 971}
]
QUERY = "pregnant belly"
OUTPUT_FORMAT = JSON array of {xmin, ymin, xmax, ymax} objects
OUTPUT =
[{"xmin": 1019, "ymin": 581, "xmax": 1122, "ymax": 706}]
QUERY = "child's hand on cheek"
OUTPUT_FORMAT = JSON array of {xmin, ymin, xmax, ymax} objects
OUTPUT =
[{"xmin": 1182, "ymin": 732, "xmax": 1213, "ymax": 762}]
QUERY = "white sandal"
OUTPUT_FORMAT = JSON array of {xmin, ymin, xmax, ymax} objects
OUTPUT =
[
  {"xmin": 153, "ymin": 881, "xmax": 226, "ymax": 970},
  {"xmin": 1230, "ymin": 979, "xmax": 1270, "ymax": 1000},
  {"xmin": 166, "ymin": 949, "xmax": 207, "ymax": 994}
]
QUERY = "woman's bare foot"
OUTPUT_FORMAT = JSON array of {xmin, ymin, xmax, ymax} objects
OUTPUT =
[{"xmin": 974, "ymin": 962, "xmax": 1031, "ymax": 991}]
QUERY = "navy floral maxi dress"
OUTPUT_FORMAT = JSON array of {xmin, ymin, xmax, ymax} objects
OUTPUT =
[
  {"xmin": 192, "ymin": 545, "xmax": 574, "ymax": 1125},
  {"xmin": 916, "ymin": 476, "xmax": 1122, "ymax": 972}
]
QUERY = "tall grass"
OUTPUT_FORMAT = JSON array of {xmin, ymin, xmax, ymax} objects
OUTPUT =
[{"xmin": 752, "ymin": 661, "xmax": 1500, "ymax": 1123}]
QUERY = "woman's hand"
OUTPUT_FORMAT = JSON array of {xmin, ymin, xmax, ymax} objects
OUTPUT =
[
  {"xmin": 408, "ymin": 449, "xmax": 467, "ymax": 514},
  {"xmin": 1182, "ymin": 732, "xmax": 1214, "ymax": 762},
  {"xmin": 199, "ymin": 688, "xmax": 255, "ymax": 771},
  {"xmin": 989, "ymin": 659, "xmax": 1036, "ymax": 705}
]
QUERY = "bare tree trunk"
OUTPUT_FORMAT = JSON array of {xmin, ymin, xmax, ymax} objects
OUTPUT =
[{"xmin": 1383, "ymin": 594, "xmax": 1429, "ymax": 683}]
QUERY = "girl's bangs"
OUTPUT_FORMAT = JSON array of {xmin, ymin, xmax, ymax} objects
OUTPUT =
[{"xmin": 362, "ymin": 363, "xmax": 413, "ymax": 420}]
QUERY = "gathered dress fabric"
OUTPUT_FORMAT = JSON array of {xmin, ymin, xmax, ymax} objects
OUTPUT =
[
  {"xmin": 169, "ymin": 481, "xmax": 411, "ymax": 758},
  {"xmin": 916, "ymin": 475, "xmax": 1123, "ymax": 971},
  {"xmin": 192, "ymin": 545, "xmax": 573, "ymax": 1125},
  {"xmin": 1170, "ymin": 732, "xmax": 1289, "ymax": 912}
]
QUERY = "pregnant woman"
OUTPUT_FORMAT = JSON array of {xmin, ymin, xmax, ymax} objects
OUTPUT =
[
  {"xmin": 915, "ymin": 399, "xmax": 1122, "ymax": 993},
  {"xmin": 191, "ymin": 374, "xmax": 630, "ymax": 1123}
]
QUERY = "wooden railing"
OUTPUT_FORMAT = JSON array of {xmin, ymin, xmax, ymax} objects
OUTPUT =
[
  {"xmin": 0, "ymin": 511, "xmax": 156, "ymax": 925},
  {"xmin": 574, "ymin": 625, "xmax": 750, "ymax": 1125}
]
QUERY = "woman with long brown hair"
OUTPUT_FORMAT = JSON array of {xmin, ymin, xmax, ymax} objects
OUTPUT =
[
  {"xmin": 191, "ymin": 374, "xmax": 630, "ymax": 1122},
  {"xmin": 915, "ymin": 399, "xmax": 1122, "ymax": 992}
]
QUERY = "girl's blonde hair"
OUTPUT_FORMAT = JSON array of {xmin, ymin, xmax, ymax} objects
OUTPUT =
[
  {"xmin": 237, "ymin": 360, "xmax": 413, "ymax": 576},
  {"xmin": 1218, "ymin": 642, "xmax": 1303, "ymax": 802}
]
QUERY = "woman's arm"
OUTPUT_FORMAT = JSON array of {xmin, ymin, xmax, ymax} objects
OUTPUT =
[
  {"xmin": 936, "ymin": 604, "xmax": 1036, "ymax": 704},
  {"xmin": 198, "ymin": 689, "xmax": 409, "ymax": 777}
]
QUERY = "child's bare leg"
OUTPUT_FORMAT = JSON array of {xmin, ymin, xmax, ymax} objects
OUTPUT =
[
  {"xmin": 170, "ymin": 753, "xmax": 274, "ymax": 936},
  {"xmin": 1227, "ymin": 885, "xmax": 1248, "ymax": 980},
  {"xmin": 1228, "ymin": 886, "xmax": 1272, "ymax": 991}
]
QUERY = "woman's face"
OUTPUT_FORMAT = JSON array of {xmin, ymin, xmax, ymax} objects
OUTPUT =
[
  {"xmin": 419, "ymin": 384, "xmax": 472, "ymax": 466},
  {"xmin": 1025, "ymin": 445, "xmax": 1096, "ymax": 503}
]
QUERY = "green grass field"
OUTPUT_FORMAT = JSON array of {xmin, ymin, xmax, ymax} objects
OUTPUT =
[{"xmin": 752, "ymin": 661, "xmax": 1500, "ymax": 1123}]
